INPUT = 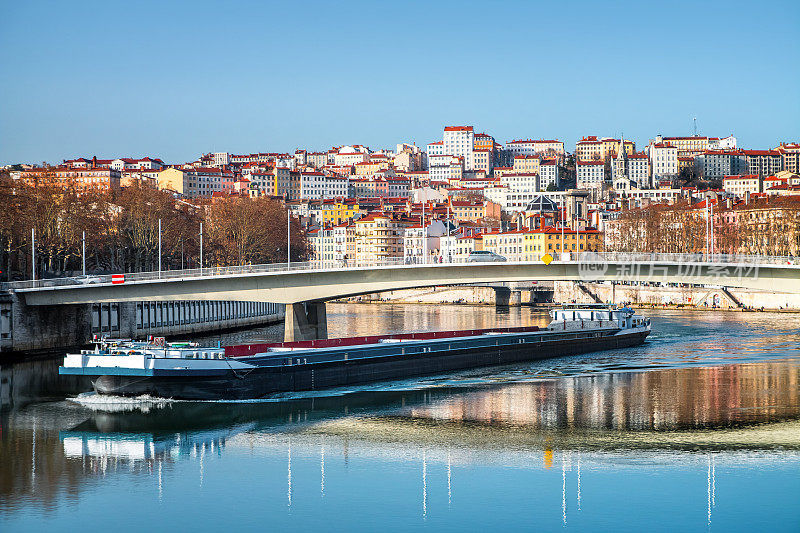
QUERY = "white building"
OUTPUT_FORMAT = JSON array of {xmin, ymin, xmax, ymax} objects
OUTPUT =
[
  {"xmin": 428, "ymin": 154, "xmax": 463, "ymax": 183},
  {"xmin": 612, "ymin": 151, "xmax": 650, "ymax": 189},
  {"xmin": 717, "ymin": 135, "xmax": 737, "ymax": 150},
  {"xmin": 500, "ymin": 172, "xmax": 540, "ymax": 193},
  {"xmin": 426, "ymin": 141, "xmax": 445, "ymax": 158},
  {"xmin": 722, "ymin": 174, "xmax": 761, "ymax": 197},
  {"xmin": 213, "ymin": 152, "xmax": 230, "ymax": 167},
  {"xmin": 539, "ymin": 160, "xmax": 560, "ymax": 190},
  {"xmin": 300, "ymin": 172, "xmax": 349, "ymax": 199},
  {"xmin": 576, "ymin": 161, "xmax": 605, "ymax": 189},
  {"xmin": 334, "ymin": 146, "xmax": 369, "ymax": 167},
  {"xmin": 648, "ymin": 143, "xmax": 678, "ymax": 180},
  {"xmin": 505, "ymin": 139, "xmax": 565, "ymax": 157},
  {"xmin": 404, "ymin": 219, "xmax": 450, "ymax": 264},
  {"xmin": 442, "ymin": 126, "xmax": 475, "ymax": 170}
]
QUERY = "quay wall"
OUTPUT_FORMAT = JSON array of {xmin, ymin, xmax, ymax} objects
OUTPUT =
[
  {"xmin": 0, "ymin": 292, "xmax": 284, "ymax": 356},
  {"xmin": 344, "ymin": 283, "xmax": 554, "ymax": 306},
  {"xmin": 340, "ymin": 283, "xmax": 800, "ymax": 311},
  {"xmin": 553, "ymin": 282, "xmax": 800, "ymax": 311}
]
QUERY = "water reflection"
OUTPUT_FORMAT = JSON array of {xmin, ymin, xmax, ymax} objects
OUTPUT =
[
  {"xmin": 2, "ymin": 307, "xmax": 800, "ymax": 530},
  {"xmin": 2, "ymin": 358, "xmax": 798, "ymax": 517},
  {"xmin": 402, "ymin": 358, "xmax": 800, "ymax": 431}
]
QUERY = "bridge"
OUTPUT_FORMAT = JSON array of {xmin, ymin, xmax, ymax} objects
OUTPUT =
[{"xmin": 5, "ymin": 253, "xmax": 800, "ymax": 341}]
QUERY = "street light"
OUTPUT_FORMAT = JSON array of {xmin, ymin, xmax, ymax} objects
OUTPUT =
[
  {"xmin": 31, "ymin": 228, "xmax": 35, "ymax": 282},
  {"xmin": 287, "ymin": 209, "xmax": 291, "ymax": 268},
  {"xmin": 158, "ymin": 218, "xmax": 162, "ymax": 277},
  {"xmin": 199, "ymin": 222, "xmax": 204, "ymax": 273},
  {"xmin": 82, "ymin": 231, "xmax": 86, "ymax": 276}
]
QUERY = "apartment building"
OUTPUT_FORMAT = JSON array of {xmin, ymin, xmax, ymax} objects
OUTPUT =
[
  {"xmin": 299, "ymin": 172, "xmax": 349, "ymax": 199},
  {"xmin": 775, "ymin": 143, "xmax": 800, "ymax": 173},
  {"xmin": 275, "ymin": 168, "xmax": 300, "ymax": 199},
  {"xmin": 158, "ymin": 167, "xmax": 234, "ymax": 198},
  {"xmin": 742, "ymin": 150, "xmax": 782, "ymax": 177},
  {"xmin": 648, "ymin": 143, "xmax": 678, "ymax": 180},
  {"xmin": 576, "ymin": 136, "xmax": 635, "ymax": 161},
  {"xmin": 612, "ymin": 151, "xmax": 651, "ymax": 189},
  {"xmin": 500, "ymin": 172, "xmax": 540, "ymax": 193},
  {"xmin": 15, "ymin": 166, "xmax": 122, "ymax": 192},
  {"xmin": 353, "ymin": 212, "xmax": 411, "ymax": 264},
  {"xmin": 442, "ymin": 126, "xmax": 475, "ymax": 170},
  {"xmin": 505, "ymin": 139, "xmax": 565, "ymax": 157},
  {"xmin": 723, "ymin": 175, "xmax": 762, "ymax": 197},
  {"xmin": 472, "ymin": 149, "xmax": 492, "ymax": 173},
  {"xmin": 512, "ymin": 155, "xmax": 540, "ymax": 175},
  {"xmin": 450, "ymin": 199, "xmax": 501, "ymax": 222},
  {"xmin": 539, "ymin": 159, "xmax": 560, "ymax": 190},
  {"xmin": 576, "ymin": 160, "xmax": 605, "ymax": 188},
  {"xmin": 482, "ymin": 228, "xmax": 603, "ymax": 261}
]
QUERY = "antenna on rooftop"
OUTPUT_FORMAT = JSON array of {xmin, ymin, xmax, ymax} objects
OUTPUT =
[{"xmin": 693, "ymin": 117, "xmax": 698, "ymax": 137}]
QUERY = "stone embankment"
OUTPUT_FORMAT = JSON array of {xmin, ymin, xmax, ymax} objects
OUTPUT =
[{"xmin": 343, "ymin": 282, "xmax": 800, "ymax": 312}]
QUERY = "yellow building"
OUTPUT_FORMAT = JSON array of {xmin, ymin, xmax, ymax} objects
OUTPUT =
[
  {"xmin": 354, "ymin": 161, "xmax": 389, "ymax": 176},
  {"xmin": 512, "ymin": 155, "xmax": 540, "ymax": 175},
  {"xmin": 473, "ymin": 132, "xmax": 495, "ymax": 151},
  {"xmin": 482, "ymin": 228, "xmax": 603, "ymax": 261},
  {"xmin": 321, "ymin": 200, "xmax": 364, "ymax": 226},
  {"xmin": 677, "ymin": 156, "xmax": 695, "ymax": 174},
  {"xmin": 472, "ymin": 149, "xmax": 492, "ymax": 173},
  {"xmin": 576, "ymin": 136, "xmax": 635, "ymax": 161}
]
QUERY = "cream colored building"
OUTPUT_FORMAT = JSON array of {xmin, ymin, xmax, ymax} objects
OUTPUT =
[
  {"xmin": 576, "ymin": 136, "xmax": 635, "ymax": 161},
  {"xmin": 723, "ymin": 175, "xmax": 762, "ymax": 197},
  {"xmin": 512, "ymin": 155, "xmax": 540, "ymax": 175},
  {"xmin": 353, "ymin": 212, "xmax": 411, "ymax": 265},
  {"xmin": 775, "ymin": 143, "xmax": 800, "ymax": 174}
]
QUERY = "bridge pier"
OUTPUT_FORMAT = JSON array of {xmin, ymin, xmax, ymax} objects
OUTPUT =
[
  {"xmin": 494, "ymin": 288, "xmax": 522, "ymax": 307},
  {"xmin": 285, "ymin": 302, "xmax": 328, "ymax": 342}
]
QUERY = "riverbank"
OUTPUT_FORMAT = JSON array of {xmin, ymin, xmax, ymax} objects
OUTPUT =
[{"xmin": 337, "ymin": 282, "xmax": 800, "ymax": 313}]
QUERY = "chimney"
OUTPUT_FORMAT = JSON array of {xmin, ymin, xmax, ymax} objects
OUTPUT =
[
  {"xmin": 92, "ymin": 155, "xmax": 97, "ymax": 168},
  {"xmin": 745, "ymin": 191, "xmax": 750, "ymax": 205}
]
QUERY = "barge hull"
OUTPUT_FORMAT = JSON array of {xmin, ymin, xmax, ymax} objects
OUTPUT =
[{"xmin": 94, "ymin": 330, "xmax": 649, "ymax": 400}]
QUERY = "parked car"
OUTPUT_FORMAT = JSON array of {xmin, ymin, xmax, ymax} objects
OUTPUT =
[{"xmin": 467, "ymin": 251, "xmax": 507, "ymax": 263}]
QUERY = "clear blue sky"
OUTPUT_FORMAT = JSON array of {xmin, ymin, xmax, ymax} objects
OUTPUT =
[{"xmin": 1, "ymin": 0, "xmax": 798, "ymax": 165}]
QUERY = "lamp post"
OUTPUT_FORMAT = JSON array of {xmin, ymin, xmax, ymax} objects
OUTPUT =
[
  {"xmin": 199, "ymin": 222, "xmax": 204, "ymax": 273},
  {"xmin": 705, "ymin": 201, "xmax": 709, "ymax": 259},
  {"xmin": 447, "ymin": 201, "xmax": 451, "ymax": 263},
  {"xmin": 287, "ymin": 209, "xmax": 291, "ymax": 268},
  {"xmin": 158, "ymin": 218, "xmax": 162, "ymax": 277},
  {"xmin": 710, "ymin": 199, "xmax": 715, "ymax": 257},
  {"xmin": 82, "ymin": 231, "xmax": 86, "ymax": 276},
  {"xmin": 422, "ymin": 201, "xmax": 426, "ymax": 265},
  {"xmin": 31, "ymin": 228, "xmax": 35, "ymax": 282},
  {"xmin": 560, "ymin": 204, "xmax": 565, "ymax": 261}
]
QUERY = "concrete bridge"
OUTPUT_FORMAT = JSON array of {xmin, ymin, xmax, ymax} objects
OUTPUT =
[{"xmin": 5, "ymin": 253, "xmax": 800, "ymax": 341}]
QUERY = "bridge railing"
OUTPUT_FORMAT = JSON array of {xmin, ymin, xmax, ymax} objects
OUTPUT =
[{"xmin": 3, "ymin": 252, "xmax": 798, "ymax": 291}]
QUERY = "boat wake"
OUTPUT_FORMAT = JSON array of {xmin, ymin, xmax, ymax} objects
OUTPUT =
[{"xmin": 69, "ymin": 391, "xmax": 176, "ymax": 412}]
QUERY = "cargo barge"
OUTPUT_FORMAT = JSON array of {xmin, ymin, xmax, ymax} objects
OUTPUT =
[{"xmin": 60, "ymin": 305, "xmax": 650, "ymax": 400}]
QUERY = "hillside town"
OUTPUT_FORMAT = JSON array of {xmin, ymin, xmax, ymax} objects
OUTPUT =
[{"xmin": 4, "ymin": 126, "xmax": 800, "ymax": 275}]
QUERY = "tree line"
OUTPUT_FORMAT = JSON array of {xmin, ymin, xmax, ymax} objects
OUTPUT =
[
  {"xmin": 609, "ymin": 198, "xmax": 800, "ymax": 256},
  {"xmin": 0, "ymin": 176, "xmax": 309, "ymax": 281}
]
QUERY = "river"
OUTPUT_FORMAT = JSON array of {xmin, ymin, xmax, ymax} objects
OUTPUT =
[{"xmin": 1, "ymin": 304, "xmax": 799, "ymax": 532}]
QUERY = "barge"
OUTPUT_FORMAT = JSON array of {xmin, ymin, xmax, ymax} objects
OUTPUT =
[{"xmin": 60, "ymin": 305, "xmax": 650, "ymax": 400}]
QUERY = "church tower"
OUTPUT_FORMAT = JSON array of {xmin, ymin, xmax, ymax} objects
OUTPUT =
[{"xmin": 615, "ymin": 137, "xmax": 628, "ymax": 180}]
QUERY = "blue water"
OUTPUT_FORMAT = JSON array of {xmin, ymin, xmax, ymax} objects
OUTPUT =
[{"xmin": 2, "ymin": 306, "xmax": 799, "ymax": 532}]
